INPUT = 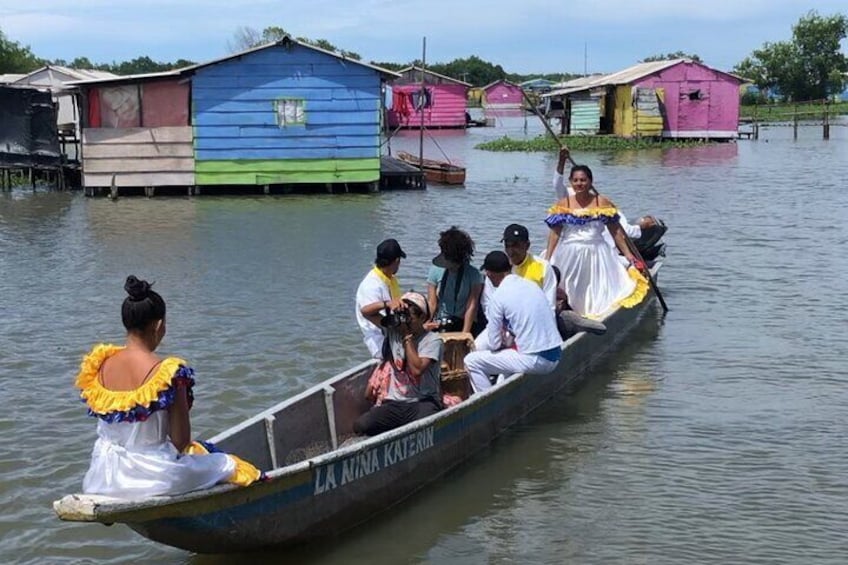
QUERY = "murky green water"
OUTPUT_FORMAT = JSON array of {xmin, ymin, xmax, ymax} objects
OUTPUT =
[{"xmin": 1, "ymin": 116, "xmax": 847, "ymax": 564}]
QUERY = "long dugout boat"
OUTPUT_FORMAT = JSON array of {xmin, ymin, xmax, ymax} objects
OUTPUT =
[{"xmin": 54, "ymin": 262, "xmax": 664, "ymax": 553}]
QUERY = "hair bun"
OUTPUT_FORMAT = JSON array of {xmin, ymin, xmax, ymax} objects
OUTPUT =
[{"xmin": 124, "ymin": 275, "xmax": 151, "ymax": 301}]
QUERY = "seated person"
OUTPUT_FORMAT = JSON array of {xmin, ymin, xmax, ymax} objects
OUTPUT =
[
  {"xmin": 477, "ymin": 223, "xmax": 558, "ymax": 351},
  {"xmin": 426, "ymin": 226, "xmax": 484, "ymax": 335},
  {"xmin": 464, "ymin": 252, "xmax": 562, "ymax": 394},
  {"xmin": 76, "ymin": 276, "xmax": 262, "ymax": 499},
  {"xmin": 354, "ymin": 291, "xmax": 444, "ymax": 436}
]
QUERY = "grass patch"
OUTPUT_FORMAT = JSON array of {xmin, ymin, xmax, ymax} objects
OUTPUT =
[{"xmin": 476, "ymin": 135, "xmax": 715, "ymax": 152}]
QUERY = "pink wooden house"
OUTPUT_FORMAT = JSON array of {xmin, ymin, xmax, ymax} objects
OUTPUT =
[
  {"xmin": 387, "ymin": 67, "xmax": 470, "ymax": 129},
  {"xmin": 543, "ymin": 59, "xmax": 743, "ymax": 139},
  {"xmin": 482, "ymin": 79, "xmax": 523, "ymax": 109},
  {"xmin": 630, "ymin": 60, "xmax": 743, "ymax": 138}
]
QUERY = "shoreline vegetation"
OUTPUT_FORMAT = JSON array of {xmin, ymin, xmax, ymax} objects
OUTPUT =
[
  {"xmin": 475, "ymin": 135, "xmax": 716, "ymax": 152},
  {"xmin": 739, "ymin": 100, "xmax": 848, "ymax": 123}
]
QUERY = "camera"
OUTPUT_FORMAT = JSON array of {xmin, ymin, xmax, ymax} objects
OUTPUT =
[{"xmin": 381, "ymin": 308, "xmax": 411, "ymax": 328}]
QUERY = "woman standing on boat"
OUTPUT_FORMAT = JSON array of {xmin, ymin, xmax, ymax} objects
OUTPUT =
[
  {"xmin": 75, "ymin": 276, "xmax": 261, "ymax": 498},
  {"xmin": 426, "ymin": 226, "xmax": 484, "ymax": 335},
  {"xmin": 544, "ymin": 165, "xmax": 649, "ymax": 318}
]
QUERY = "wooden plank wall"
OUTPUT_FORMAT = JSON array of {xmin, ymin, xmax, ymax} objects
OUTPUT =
[
  {"xmin": 192, "ymin": 45, "xmax": 383, "ymax": 186},
  {"xmin": 82, "ymin": 126, "xmax": 194, "ymax": 187}
]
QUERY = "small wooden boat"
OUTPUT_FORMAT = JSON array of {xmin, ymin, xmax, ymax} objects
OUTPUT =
[
  {"xmin": 396, "ymin": 151, "xmax": 466, "ymax": 185},
  {"xmin": 54, "ymin": 263, "xmax": 663, "ymax": 553}
]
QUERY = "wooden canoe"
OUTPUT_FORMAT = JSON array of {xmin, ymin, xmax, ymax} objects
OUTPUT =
[
  {"xmin": 54, "ymin": 263, "xmax": 663, "ymax": 553},
  {"xmin": 396, "ymin": 151, "xmax": 466, "ymax": 185}
]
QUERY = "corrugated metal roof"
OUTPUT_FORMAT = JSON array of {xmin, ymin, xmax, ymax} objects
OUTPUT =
[
  {"xmin": 396, "ymin": 66, "xmax": 471, "ymax": 87},
  {"xmin": 544, "ymin": 60, "xmax": 685, "ymax": 97},
  {"xmin": 0, "ymin": 73, "xmax": 26, "ymax": 84},
  {"xmin": 544, "ymin": 74, "xmax": 608, "ymax": 97},
  {"xmin": 544, "ymin": 59, "xmax": 743, "ymax": 98},
  {"xmin": 481, "ymin": 79, "xmax": 520, "ymax": 91},
  {"xmin": 67, "ymin": 69, "xmax": 183, "ymax": 86},
  {"xmin": 591, "ymin": 59, "xmax": 686, "ymax": 87},
  {"xmin": 550, "ymin": 74, "xmax": 606, "ymax": 90},
  {"xmin": 68, "ymin": 37, "xmax": 400, "ymax": 86},
  {"xmin": 519, "ymin": 78, "xmax": 554, "ymax": 88},
  {"xmin": 12, "ymin": 65, "xmax": 118, "ymax": 84},
  {"xmin": 51, "ymin": 66, "xmax": 118, "ymax": 80}
]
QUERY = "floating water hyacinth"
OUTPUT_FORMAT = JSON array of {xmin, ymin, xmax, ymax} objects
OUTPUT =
[{"xmin": 475, "ymin": 134, "xmax": 713, "ymax": 152}]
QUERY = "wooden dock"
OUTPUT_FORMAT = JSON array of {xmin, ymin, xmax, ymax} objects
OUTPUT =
[{"xmin": 379, "ymin": 155, "xmax": 426, "ymax": 190}]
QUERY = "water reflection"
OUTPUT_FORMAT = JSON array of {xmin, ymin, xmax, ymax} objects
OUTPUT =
[{"xmin": 0, "ymin": 189, "xmax": 74, "ymax": 242}]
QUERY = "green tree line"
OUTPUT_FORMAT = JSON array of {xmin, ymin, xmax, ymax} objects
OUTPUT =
[
  {"xmin": 0, "ymin": 29, "xmax": 192, "ymax": 75},
  {"xmin": 4, "ymin": 12, "xmax": 845, "ymax": 99},
  {"xmin": 735, "ymin": 10, "xmax": 847, "ymax": 101}
]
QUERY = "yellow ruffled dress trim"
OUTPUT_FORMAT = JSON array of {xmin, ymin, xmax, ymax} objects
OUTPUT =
[
  {"xmin": 617, "ymin": 267, "xmax": 650, "ymax": 308},
  {"xmin": 185, "ymin": 441, "xmax": 263, "ymax": 486},
  {"xmin": 75, "ymin": 343, "xmax": 188, "ymax": 416}
]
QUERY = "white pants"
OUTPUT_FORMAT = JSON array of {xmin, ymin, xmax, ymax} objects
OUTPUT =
[
  {"xmin": 464, "ymin": 349, "xmax": 559, "ymax": 393},
  {"xmin": 474, "ymin": 327, "xmax": 491, "ymax": 351},
  {"xmin": 474, "ymin": 327, "xmax": 516, "ymax": 352}
]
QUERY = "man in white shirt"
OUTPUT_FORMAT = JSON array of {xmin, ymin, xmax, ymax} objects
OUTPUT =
[
  {"xmin": 464, "ymin": 251, "xmax": 562, "ymax": 394},
  {"xmin": 355, "ymin": 238, "xmax": 406, "ymax": 358},
  {"xmin": 477, "ymin": 224, "xmax": 558, "ymax": 350}
]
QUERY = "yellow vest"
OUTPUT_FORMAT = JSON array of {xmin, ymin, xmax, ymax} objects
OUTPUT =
[{"xmin": 513, "ymin": 255, "xmax": 546, "ymax": 289}]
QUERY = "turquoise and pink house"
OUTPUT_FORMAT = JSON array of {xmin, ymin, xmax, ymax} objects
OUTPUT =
[{"xmin": 387, "ymin": 67, "xmax": 470, "ymax": 129}]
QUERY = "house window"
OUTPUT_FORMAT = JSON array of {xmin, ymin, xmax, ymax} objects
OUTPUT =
[
  {"xmin": 274, "ymin": 98, "xmax": 306, "ymax": 127},
  {"xmin": 688, "ymin": 89, "xmax": 703, "ymax": 101}
]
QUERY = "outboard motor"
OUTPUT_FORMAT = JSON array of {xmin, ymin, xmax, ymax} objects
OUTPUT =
[{"xmin": 633, "ymin": 217, "xmax": 668, "ymax": 263}]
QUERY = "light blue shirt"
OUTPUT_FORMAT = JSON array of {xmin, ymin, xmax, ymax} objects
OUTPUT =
[{"xmin": 426, "ymin": 264, "xmax": 483, "ymax": 320}]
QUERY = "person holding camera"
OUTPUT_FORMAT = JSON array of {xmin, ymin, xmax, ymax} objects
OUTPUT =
[
  {"xmin": 356, "ymin": 238, "xmax": 407, "ymax": 358},
  {"xmin": 354, "ymin": 292, "xmax": 444, "ymax": 436}
]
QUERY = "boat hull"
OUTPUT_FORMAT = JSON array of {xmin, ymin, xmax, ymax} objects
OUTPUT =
[
  {"xmin": 396, "ymin": 151, "xmax": 466, "ymax": 185},
  {"xmin": 55, "ymin": 265, "xmax": 662, "ymax": 553},
  {"xmin": 421, "ymin": 168, "xmax": 466, "ymax": 185}
]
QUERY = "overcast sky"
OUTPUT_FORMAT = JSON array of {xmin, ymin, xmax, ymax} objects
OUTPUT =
[{"xmin": 1, "ymin": 0, "xmax": 846, "ymax": 74}]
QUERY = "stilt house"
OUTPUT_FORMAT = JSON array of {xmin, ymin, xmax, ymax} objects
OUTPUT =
[{"xmin": 70, "ymin": 38, "xmax": 399, "ymax": 192}]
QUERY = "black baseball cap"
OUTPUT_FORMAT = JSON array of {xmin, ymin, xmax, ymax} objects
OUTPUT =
[
  {"xmin": 480, "ymin": 250, "xmax": 511, "ymax": 273},
  {"xmin": 501, "ymin": 223, "xmax": 529, "ymax": 243},
  {"xmin": 375, "ymin": 239, "xmax": 406, "ymax": 262}
]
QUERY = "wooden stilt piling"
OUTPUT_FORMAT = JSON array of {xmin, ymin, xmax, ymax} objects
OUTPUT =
[
  {"xmin": 823, "ymin": 100, "xmax": 830, "ymax": 140},
  {"xmin": 793, "ymin": 105, "xmax": 798, "ymax": 140}
]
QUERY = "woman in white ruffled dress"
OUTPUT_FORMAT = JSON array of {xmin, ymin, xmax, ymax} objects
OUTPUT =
[
  {"xmin": 544, "ymin": 164, "xmax": 649, "ymax": 318},
  {"xmin": 75, "ymin": 276, "xmax": 261, "ymax": 499}
]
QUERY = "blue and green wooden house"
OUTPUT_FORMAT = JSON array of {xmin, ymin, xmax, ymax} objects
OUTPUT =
[{"xmin": 71, "ymin": 37, "xmax": 400, "ymax": 192}]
